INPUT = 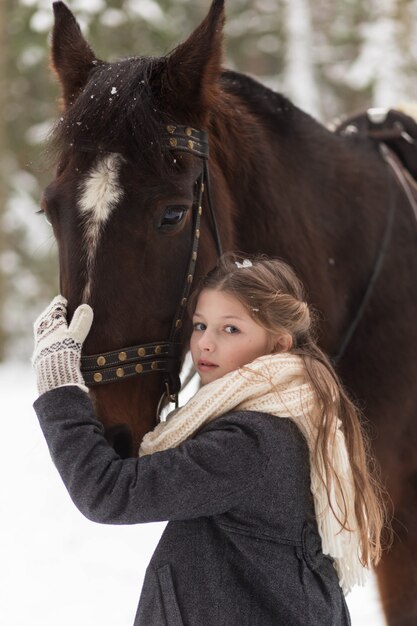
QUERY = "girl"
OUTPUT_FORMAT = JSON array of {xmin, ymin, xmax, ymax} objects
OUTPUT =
[{"xmin": 32, "ymin": 254, "xmax": 386, "ymax": 626}]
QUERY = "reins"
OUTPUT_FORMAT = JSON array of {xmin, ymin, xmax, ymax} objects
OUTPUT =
[
  {"xmin": 333, "ymin": 110, "xmax": 417, "ymax": 365},
  {"xmin": 80, "ymin": 125, "xmax": 223, "ymax": 412}
]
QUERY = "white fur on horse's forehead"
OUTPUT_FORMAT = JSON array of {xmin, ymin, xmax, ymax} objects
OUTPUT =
[
  {"xmin": 78, "ymin": 153, "xmax": 124, "ymax": 301},
  {"xmin": 78, "ymin": 152, "xmax": 124, "ymax": 221}
]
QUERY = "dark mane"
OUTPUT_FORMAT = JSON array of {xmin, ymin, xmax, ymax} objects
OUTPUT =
[
  {"xmin": 220, "ymin": 69, "xmax": 332, "ymax": 141},
  {"xmin": 221, "ymin": 69, "xmax": 295, "ymax": 119},
  {"xmin": 47, "ymin": 56, "xmax": 174, "ymax": 174},
  {"xmin": 47, "ymin": 58, "xmax": 321, "ymax": 178}
]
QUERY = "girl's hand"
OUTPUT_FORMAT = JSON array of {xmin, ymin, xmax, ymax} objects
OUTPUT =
[{"xmin": 32, "ymin": 295, "xmax": 93, "ymax": 396}]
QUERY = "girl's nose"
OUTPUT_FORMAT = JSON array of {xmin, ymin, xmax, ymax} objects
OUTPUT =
[{"xmin": 198, "ymin": 331, "xmax": 215, "ymax": 352}]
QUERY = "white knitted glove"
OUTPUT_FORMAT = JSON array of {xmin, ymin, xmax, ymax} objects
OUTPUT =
[{"xmin": 32, "ymin": 295, "xmax": 93, "ymax": 396}]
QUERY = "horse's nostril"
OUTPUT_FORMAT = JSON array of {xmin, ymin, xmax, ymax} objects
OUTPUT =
[{"xmin": 105, "ymin": 425, "xmax": 134, "ymax": 458}]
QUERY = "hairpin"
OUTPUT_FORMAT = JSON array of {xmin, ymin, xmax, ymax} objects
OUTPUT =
[{"xmin": 235, "ymin": 259, "xmax": 253, "ymax": 269}]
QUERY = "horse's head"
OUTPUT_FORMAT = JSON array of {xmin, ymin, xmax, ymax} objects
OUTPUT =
[{"xmin": 43, "ymin": 1, "xmax": 232, "ymax": 456}]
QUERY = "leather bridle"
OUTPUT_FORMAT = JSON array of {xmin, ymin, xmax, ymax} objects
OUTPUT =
[{"xmin": 80, "ymin": 124, "xmax": 223, "ymax": 411}]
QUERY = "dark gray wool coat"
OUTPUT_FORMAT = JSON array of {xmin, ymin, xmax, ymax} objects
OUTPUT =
[{"xmin": 34, "ymin": 386, "xmax": 351, "ymax": 626}]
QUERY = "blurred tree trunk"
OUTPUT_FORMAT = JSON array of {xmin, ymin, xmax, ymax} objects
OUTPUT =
[
  {"xmin": 0, "ymin": 0, "xmax": 8, "ymax": 360},
  {"xmin": 369, "ymin": 0, "xmax": 405, "ymax": 106},
  {"xmin": 283, "ymin": 0, "xmax": 321, "ymax": 120}
]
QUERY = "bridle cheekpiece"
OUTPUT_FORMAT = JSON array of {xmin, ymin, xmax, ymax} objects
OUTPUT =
[{"xmin": 80, "ymin": 124, "xmax": 222, "ymax": 415}]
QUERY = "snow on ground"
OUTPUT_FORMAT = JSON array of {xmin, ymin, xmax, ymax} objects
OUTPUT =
[{"xmin": 0, "ymin": 362, "xmax": 386, "ymax": 625}]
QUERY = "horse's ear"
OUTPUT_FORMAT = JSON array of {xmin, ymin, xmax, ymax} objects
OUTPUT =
[
  {"xmin": 163, "ymin": 0, "xmax": 225, "ymax": 117},
  {"xmin": 50, "ymin": 2, "xmax": 98, "ymax": 110}
]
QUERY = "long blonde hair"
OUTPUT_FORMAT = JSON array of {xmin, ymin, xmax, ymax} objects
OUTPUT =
[{"xmin": 189, "ymin": 253, "xmax": 389, "ymax": 567}]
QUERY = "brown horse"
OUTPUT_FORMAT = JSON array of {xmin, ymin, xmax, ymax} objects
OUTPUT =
[{"xmin": 42, "ymin": 2, "xmax": 417, "ymax": 624}]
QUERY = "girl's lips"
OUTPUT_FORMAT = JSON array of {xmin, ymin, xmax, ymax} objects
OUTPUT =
[{"xmin": 198, "ymin": 360, "xmax": 218, "ymax": 370}]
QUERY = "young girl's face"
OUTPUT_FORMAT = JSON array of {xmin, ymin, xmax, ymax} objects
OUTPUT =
[{"xmin": 190, "ymin": 289, "xmax": 277, "ymax": 385}]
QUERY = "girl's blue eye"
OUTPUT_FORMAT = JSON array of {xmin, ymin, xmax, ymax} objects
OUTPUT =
[
  {"xmin": 193, "ymin": 322, "xmax": 206, "ymax": 331},
  {"xmin": 225, "ymin": 325, "xmax": 240, "ymax": 334}
]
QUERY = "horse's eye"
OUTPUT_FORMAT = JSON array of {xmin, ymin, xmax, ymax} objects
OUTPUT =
[
  {"xmin": 36, "ymin": 208, "xmax": 53, "ymax": 226},
  {"xmin": 38, "ymin": 193, "xmax": 53, "ymax": 226},
  {"xmin": 43, "ymin": 212, "xmax": 53, "ymax": 226},
  {"xmin": 159, "ymin": 205, "xmax": 187, "ymax": 228}
]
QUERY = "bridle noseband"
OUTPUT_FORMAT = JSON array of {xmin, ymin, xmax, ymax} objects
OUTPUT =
[{"xmin": 80, "ymin": 125, "xmax": 222, "ymax": 413}]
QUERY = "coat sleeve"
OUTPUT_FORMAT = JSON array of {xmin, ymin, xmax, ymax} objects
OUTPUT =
[{"xmin": 33, "ymin": 386, "xmax": 268, "ymax": 525}]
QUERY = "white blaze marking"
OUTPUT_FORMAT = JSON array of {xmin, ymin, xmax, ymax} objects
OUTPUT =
[{"xmin": 78, "ymin": 153, "xmax": 124, "ymax": 301}]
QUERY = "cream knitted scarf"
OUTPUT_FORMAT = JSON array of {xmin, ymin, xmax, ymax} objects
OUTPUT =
[{"xmin": 139, "ymin": 352, "xmax": 367, "ymax": 594}]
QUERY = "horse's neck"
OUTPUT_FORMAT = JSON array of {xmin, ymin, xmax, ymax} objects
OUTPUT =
[
  {"xmin": 211, "ymin": 80, "xmax": 386, "ymax": 351},
  {"xmin": 211, "ymin": 85, "xmax": 339, "ymax": 264}
]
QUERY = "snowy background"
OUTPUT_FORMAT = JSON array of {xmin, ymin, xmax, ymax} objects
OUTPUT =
[{"xmin": 1, "ymin": 363, "xmax": 387, "ymax": 625}]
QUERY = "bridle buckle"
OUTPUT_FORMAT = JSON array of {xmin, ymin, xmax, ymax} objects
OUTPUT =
[{"xmin": 156, "ymin": 381, "xmax": 179, "ymax": 423}]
